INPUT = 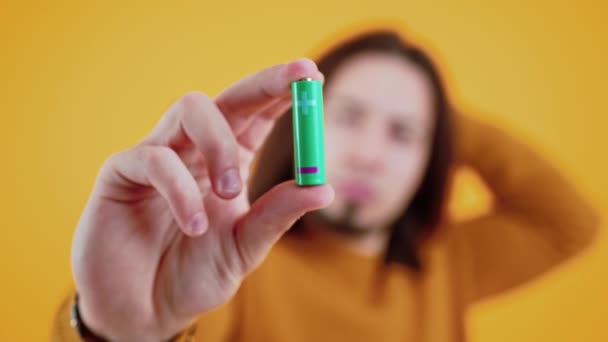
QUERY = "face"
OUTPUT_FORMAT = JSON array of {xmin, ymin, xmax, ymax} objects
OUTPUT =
[{"xmin": 319, "ymin": 52, "xmax": 435, "ymax": 235}]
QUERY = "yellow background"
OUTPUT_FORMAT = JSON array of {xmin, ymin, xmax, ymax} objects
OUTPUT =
[{"xmin": 1, "ymin": 1, "xmax": 606, "ymax": 340}]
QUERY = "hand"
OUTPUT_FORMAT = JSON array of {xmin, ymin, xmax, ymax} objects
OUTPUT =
[{"xmin": 72, "ymin": 59, "xmax": 333, "ymax": 341}]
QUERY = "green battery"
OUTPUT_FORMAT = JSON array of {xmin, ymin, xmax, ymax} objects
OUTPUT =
[{"xmin": 291, "ymin": 78, "xmax": 326, "ymax": 186}]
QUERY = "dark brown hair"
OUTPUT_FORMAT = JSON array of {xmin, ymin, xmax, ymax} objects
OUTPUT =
[{"xmin": 249, "ymin": 30, "xmax": 453, "ymax": 271}]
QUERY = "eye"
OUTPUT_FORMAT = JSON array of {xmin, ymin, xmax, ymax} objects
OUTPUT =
[{"xmin": 389, "ymin": 121, "xmax": 414, "ymax": 144}]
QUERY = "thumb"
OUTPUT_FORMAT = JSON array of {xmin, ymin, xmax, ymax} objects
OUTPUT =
[{"xmin": 234, "ymin": 180, "xmax": 334, "ymax": 274}]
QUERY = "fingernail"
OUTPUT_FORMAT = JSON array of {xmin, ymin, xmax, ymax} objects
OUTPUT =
[
  {"xmin": 189, "ymin": 212, "xmax": 207, "ymax": 235},
  {"xmin": 219, "ymin": 168, "xmax": 242, "ymax": 196}
]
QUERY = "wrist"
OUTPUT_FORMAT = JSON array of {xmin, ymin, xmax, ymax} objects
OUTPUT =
[
  {"xmin": 73, "ymin": 293, "xmax": 187, "ymax": 342},
  {"xmin": 71, "ymin": 294, "xmax": 110, "ymax": 341}
]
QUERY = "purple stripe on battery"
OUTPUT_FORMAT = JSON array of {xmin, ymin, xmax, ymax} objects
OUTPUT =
[{"xmin": 299, "ymin": 167, "xmax": 319, "ymax": 174}]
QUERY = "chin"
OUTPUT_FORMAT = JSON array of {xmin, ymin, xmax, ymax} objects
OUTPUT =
[{"xmin": 316, "ymin": 207, "xmax": 383, "ymax": 236}]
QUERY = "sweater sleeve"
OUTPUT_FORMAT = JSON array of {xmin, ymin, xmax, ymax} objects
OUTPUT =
[{"xmin": 447, "ymin": 115, "xmax": 600, "ymax": 303}]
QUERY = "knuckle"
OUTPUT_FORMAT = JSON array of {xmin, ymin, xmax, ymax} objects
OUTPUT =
[
  {"xmin": 205, "ymin": 138, "xmax": 228, "ymax": 158},
  {"xmin": 99, "ymin": 151, "xmax": 123, "ymax": 177},
  {"xmin": 205, "ymin": 137, "xmax": 238, "ymax": 165},
  {"xmin": 144, "ymin": 146, "xmax": 174, "ymax": 170},
  {"xmin": 168, "ymin": 182, "xmax": 192, "ymax": 209},
  {"xmin": 180, "ymin": 91, "xmax": 211, "ymax": 113},
  {"xmin": 103, "ymin": 150, "xmax": 123, "ymax": 168},
  {"xmin": 101, "ymin": 149, "xmax": 137, "ymax": 173}
]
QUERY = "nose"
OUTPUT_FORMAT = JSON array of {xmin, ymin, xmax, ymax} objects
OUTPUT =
[{"xmin": 347, "ymin": 125, "xmax": 386, "ymax": 176}]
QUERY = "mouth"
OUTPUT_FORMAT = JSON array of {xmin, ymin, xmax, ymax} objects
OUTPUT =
[{"xmin": 338, "ymin": 180, "xmax": 376, "ymax": 204}]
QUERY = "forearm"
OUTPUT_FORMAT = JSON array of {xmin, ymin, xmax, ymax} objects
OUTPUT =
[{"xmin": 456, "ymin": 115, "xmax": 599, "ymax": 250}]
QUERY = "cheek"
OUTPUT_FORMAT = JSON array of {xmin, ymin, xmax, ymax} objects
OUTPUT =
[
  {"xmin": 320, "ymin": 126, "xmax": 350, "ymax": 216},
  {"xmin": 324, "ymin": 132, "xmax": 339, "ymax": 163},
  {"xmin": 382, "ymin": 146, "xmax": 431, "ymax": 206},
  {"xmin": 350, "ymin": 145, "xmax": 432, "ymax": 227},
  {"xmin": 324, "ymin": 136, "xmax": 339, "ymax": 178},
  {"xmin": 323, "ymin": 124, "xmax": 348, "ymax": 177}
]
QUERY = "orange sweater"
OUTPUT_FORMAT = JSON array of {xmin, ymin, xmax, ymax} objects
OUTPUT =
[{"xmin": 52, "ymin": 117, "xmax": 599, "ymax": 342}]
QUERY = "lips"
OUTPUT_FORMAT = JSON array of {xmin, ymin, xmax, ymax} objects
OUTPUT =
[{"xmin": 339, "ymin": 181, "xmax": 376, "ymax": 203}]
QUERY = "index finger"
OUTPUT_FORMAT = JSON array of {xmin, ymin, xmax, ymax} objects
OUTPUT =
[{"xmin": 215, "ymin": 58, "xmax": 323, "ymax": 135}]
